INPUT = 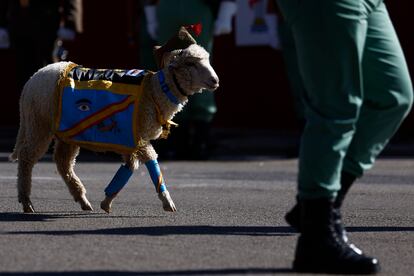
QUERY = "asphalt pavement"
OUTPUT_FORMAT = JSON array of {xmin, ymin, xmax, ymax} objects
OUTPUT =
[{"xmin": 0, "ymin": 156, "xmax": 413, "ymax": 275}]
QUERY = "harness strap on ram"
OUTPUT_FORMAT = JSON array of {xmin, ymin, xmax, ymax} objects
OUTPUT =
[{"xmin": 158, "ymin": 70, "xmax": 180, "ymax": 105}]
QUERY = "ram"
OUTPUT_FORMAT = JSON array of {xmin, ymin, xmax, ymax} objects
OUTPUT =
[{"xmin": 10, "ymin": 28, "xmax": 219, "ymax": 214}]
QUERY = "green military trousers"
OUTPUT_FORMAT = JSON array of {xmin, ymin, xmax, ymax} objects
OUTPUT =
[
  {"xmin": 277, "ymin": 0, "xmax": 413, "ymax": 198},
  {"xmin": 156, "ymin": 0, "xmax": 217, "ymax": 123}
]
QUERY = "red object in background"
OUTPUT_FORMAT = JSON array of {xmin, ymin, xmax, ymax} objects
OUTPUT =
[{"xmin": 185, "ymin": 23, "xmax": 202, "ymax": 37}]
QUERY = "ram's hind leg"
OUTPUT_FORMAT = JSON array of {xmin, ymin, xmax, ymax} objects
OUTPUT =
[
  {"xmin": 17, "ymin": 135, "xmax": 53, "ymax": 213},
  {"xmin": 54, "ymin": 140, "xmax": 93, "ymax": 211},
  {"xmin": 17, "ymin": 157, "xmax": 36, "ymax": 213}
]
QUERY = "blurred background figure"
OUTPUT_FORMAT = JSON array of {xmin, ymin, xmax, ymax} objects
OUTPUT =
[
  {"xmin": 0, "ymin": 0, "xmax": 83, "ymax": 91},
  {"xmin": 141, "ymin": 0, "xmax": 236, "ymax": 160}
]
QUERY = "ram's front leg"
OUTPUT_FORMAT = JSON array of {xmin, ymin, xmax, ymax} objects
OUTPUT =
[
  {"xmin": 100, "ymin": 155, "xmax": 137, "ymax": 213},
  {"xmin": 145, "ymin": 159, "xmax": 177, "ymax": 212}
]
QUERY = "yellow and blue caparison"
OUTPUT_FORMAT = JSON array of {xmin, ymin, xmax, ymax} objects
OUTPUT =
[{"xmin": 54, "ymin": 64, "xmax": 152, "ymax": 154}]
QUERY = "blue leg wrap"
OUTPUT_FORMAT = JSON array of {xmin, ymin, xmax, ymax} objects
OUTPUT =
[
  {"xmin": 104, "ymin": 165, "xmax": 134, "ymax": 197},
  {"xmin": 145, "ymin": 159, "xmax": 167, "ymax": 193}
]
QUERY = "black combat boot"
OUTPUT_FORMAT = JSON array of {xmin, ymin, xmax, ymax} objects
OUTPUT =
[
  {"xmin": 293, "ymin": 198, "xmax": 380, "ymax": 274},
  {"xmin": 285, "ymin": 171, "xmax": 357, "ymax": 245}
]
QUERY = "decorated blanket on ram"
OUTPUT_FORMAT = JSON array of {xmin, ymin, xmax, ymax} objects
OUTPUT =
[{"xmin": 54, "ymin": 64, "xmax": 150, "ymax": 154}]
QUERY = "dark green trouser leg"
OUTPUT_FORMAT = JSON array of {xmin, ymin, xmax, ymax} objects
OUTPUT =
[
  {"xmin": 278, "ymin": 20, "xmax": 306, "ymax": 121},
  {"xmin": 277, "ymin": 0, "xmax": 412, "ymax": 199},
  {"xmin": 342, "ymin": 3, "xmax": 413, "ymax": 177}
]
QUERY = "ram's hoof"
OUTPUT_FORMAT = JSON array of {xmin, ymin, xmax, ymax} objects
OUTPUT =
[
  {"xmin": 79, "ymin": 196, "xmax": 93, "ymax": 211},
  {"xmin": 81, "ymin": 202, "xmax": 93, "ymax": 211},
  {"xmin": 100, "ymin": 196, "xmax": 113, "ymax": 213},
  {"xmin": 158, "ymin": 191, "xmax": 177, "ymax": 212},
  {"xmin": 22, "ymin": 201, "xmax": 35, "ymax": 213}
]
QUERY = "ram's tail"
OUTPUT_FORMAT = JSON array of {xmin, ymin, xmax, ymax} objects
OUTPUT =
[
  {"xmin": 9, "ymin": 125, "xmax": 24, "ymax": 162},
  {"xmin": 9, "ymin": 95, "xmax": 26, "ymax": 162}
]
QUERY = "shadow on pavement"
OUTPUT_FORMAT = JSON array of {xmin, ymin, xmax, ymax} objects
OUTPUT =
[
  {"xmin": 0, "ymin": 212, "xmax": 164, "ymax": 222},
  {"xmin": 5, "ymin": 224, "xmax": 295, "ymax": 237},
  {"xmin": 0, "ymin": 268, "xmax": 294, "ymax": 275},
  {"xmin": 2, "ymin": 211, "xmax": 413, "ymax": 236},
  {"xmin": 347, "ymin": 226, "xmax": 414, "ymax": 232}
]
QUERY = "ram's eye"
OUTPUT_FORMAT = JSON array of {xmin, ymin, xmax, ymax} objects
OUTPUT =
[
  {"xmin": 78, "ymin": 104, "xmax": 90, "ymax": 111},
  {"xmin": 75, "ymin": 99, "xmax": 92, "ymax": 112}
]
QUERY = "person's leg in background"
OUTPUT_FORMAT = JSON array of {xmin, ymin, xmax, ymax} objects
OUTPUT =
[
  {"xmin": 9, "ymin": 32, "xmax": 37, "ymax": 92},
  {"xmin": 277, "ymin": 0, "xmax": 383, "ymax": 273},
  {"xmin": 9, "ymin": 15, "xmax": 58, "ymax": 91},
  {"xmin": 138, "ymin": 9, "xmax": 157, "ymax": 71},
  {"xmin": 156, "ymin": 0, "xmax": 216, "ymax": 160},
  {"xmin": 34, "ymin": 27, "xmax": 57, "ymax": 68}
]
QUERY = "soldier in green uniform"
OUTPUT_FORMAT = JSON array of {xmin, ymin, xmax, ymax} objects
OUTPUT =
[{"xmin": 276, "ymin": 0, "xmax": 413, "ymax": 274}]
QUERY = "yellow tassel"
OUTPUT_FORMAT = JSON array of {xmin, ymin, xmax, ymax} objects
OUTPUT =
[
  {"xmin": 167, "ymin": 120, "xmax": 179, "ymax": 127},
  {"xmin": 160, "ymin": 121, "xmax": 178, "ymax": 139},
  {"xmin": 150, "ymin": 94, "xmax": 179, "ymax": 139}
]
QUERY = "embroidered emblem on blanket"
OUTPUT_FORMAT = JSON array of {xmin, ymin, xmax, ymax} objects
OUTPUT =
[{"xmin": 55, "ymin": 64, "xmax": 151, "ymax": 154}]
